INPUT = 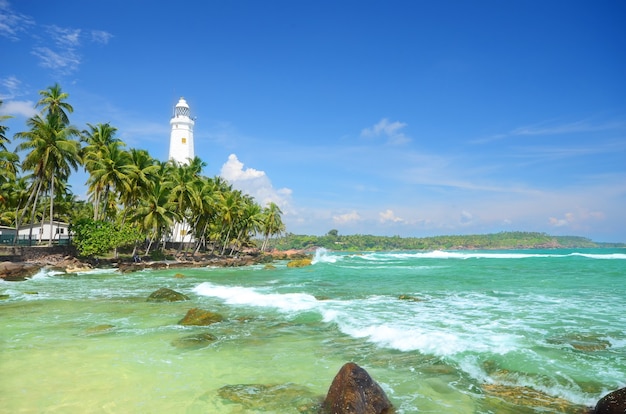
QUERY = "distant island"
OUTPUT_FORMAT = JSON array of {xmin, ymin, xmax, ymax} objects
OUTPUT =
[{"xmin": 270, "ymin": 231, "xmax": 625, "ymax": 252}]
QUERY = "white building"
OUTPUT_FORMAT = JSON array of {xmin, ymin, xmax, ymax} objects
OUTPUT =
[
  {"xmin": 16, "ymin": 221, "xmax": 70, "ymax": 244},
  {"xmin": 168, "ymin": 97, "xmax": 196, "ymax": 243}
]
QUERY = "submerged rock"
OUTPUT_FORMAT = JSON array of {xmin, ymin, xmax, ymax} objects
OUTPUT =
[
  {"xmin": 171, "ymin": 332, "xmax": 217, "ymax": 349},
  {"xmin": 178, "ymin": 308, "xmax": 224, "ymax": 326},
  {"xmin": 594, "ymin": 387, "xmax": 626, "ymax": 414},
  {"xmin": 217, "ymin": 383, "xmax": 320, "ymax": 413},
  {"xmin": 84, "ymin": 324, "xmax": 116, "ymax": 335},
  {"xmin": 397, "ymin": 294, "xmax": 422, "ymax": 302},
  {"xmin": 322, "ymin": 362, "xmax": 393, "ymax": 414},
  {"xmin": 147, "ymin": 287, "xmax": 190, "ymax": 302},
  {"xmin": 481, "ymin": 383, "xmax": 590, "ymax": 413},
  {"xmin": 547, "ymin": 333, "xmax": 611, "ymax": 351}
]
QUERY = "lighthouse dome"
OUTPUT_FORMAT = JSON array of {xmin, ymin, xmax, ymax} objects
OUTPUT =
[{"xmin": 174, "ymin": 97, "xmax": 190, "ymax": 117}]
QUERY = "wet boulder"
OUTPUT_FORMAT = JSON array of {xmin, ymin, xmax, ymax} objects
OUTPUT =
[
  {"xmin": 594, "ymin": 387, "xmax": 626, "ymax": 414},
  {"xmin": 0, "ymin": 261, "xmax": 41, "ymax": 281},
  {"xmin": 178, "ymin": 308, "xmax": 224, "ymax": 326},
  {"xmin": 322, "ymin": 362, "xmax": 393, "ymax": 414},
  {"xmin": 147, "ymin": 287, "xmax": 190, "ymax": 302},
  {"xmin": 287, "ymin": 258, "xmax": 312, "ymax": 268}
]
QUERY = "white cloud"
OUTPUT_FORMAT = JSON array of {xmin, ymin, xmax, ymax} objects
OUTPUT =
[
  {"xmin": 379, "ymin": 209, "xmax": 404, "ymax": 223},
  {"xmin": 0, "ymin": 99, "xmax": 36, "ymax": 118},
  {"xmin": 333, "ymin": 211, "xmax": 361, "ymax": 224},
  {"xmin": 32, "ymin": 46, "xmax": 80, "ymax": 74},
  {"xmin": 361, "ymin": 118, "xmax": 410, "ymax": 145},
  {"xmin": 47, "ymin": 25, "xmax": 81, "ymax": 47},
  {"xmin": 0, "ymin": 0, "xmax": 35, "ymax": 41},
  {"xmin": 91, "ymin": 30, "xmax": 113, "ymax": 44},
  {"xmin": 220, "ymin": 154, "xmax": 293, "ymax": 211}
]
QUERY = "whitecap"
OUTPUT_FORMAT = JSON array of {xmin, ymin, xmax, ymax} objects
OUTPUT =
[{"xmin": 193, "ymin": 282, "xmax": 319, "ymax": 312}]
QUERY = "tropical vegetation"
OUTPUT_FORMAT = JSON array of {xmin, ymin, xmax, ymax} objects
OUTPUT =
[
  {"xmin": 271, "ymin": 230, "xmax": 624, "ymax": 251},
  {"xmin": 0, "ymin": 84, "xmax": 285, "ymax": 257}
]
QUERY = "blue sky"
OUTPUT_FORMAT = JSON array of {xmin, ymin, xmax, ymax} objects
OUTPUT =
[{"xmin": 1, "ymin": 0, "xmax": 625, "ymax": 241}]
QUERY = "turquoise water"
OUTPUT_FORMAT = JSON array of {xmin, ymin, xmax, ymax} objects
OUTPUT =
[{"xmin": 1, "ymin": 248, "xmax": 625, "ymax": 413}]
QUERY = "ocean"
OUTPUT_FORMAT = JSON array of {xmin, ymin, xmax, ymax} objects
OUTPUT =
[{"xmin": 1, "ymin": 248, "xmax": 624, "ymax": 413}]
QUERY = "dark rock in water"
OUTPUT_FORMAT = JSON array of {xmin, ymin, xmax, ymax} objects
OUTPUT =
[
  {"xmin": 594, "ymin": 387, "xmax": 626, "ymax": 414},
  {"xmin": 171, "ymin": 332, "xmax": 217, "ymax": 349},
  {"xmin": 547, "ymin": 333, "xmax": 611, "ymax": 351},
  {"xmin": 217, "ymin": 383, "xmax": 320, "ymax": 413},
  {"xmin": 147, "ymin": 287, "xmax": 190, "ymax": 302},
  {"xmin": 322, "ymin": 362, "xmax": 393, "ymax": 414},
  {"xmin": 84, "ymin": 324, "xmax": 116, "ymax": 335},
  {"xmin": 481, "ymin": 383, "xmax": 590, "ymax": 413},
  {"xmin": 397, "ymin": 294, "xmax": 421, "ymax": 302},
  {"xmin": 0, "ymin": 261, "xmax": 41, "ymax": 281},
  {"xmin": 178, "ymin": 308, "xmax": 224, "ymax": 326}
]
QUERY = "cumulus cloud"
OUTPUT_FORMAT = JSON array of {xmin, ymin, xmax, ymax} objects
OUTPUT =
[
  {"xmin": 220, "ymin": 154, "xmax": 292, "ymax": 211},
  {"xmin": 361, "ymin": 118, "xmax": 410, "ymax": 145},
  {"xmin": 0, "ymin": 99, "xmax": 36, "ymax": 118},
  {"xmin": 333, "ymin": 211, "xmax": 361, "ymax": 224},
  {"xmin": 379, "ymin": 209, "xmax": 404, "ymax": 223}
]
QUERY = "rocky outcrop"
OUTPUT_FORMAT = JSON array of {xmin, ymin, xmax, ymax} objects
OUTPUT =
[
  {"xmin": 0, "ymin": 261, "xmax": 41, "ymax": 281},
  {"xmin": 147, "ymin": 287, "xmax": 190, "ymax": 302},
  {"xmin": 50, "ymin": 257, "xmax": 92, "ymax": 273},
  {"xmin": 178, "ymin": 308, "xmax": 224, "ymax": 326},
  {"xmin": 322, "ymin": 362, "xmax": 393, "ymax": 414},
  {"xmin": 594, "ymin": 387, "xmax": 626, "ymax": 414}
]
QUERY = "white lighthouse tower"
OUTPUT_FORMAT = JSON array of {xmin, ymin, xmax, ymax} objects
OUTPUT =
[
  {"xmin": 168, "ymin": 97, "xmax": 195, "ymax": 244},
  {"xmin": 169, "ymin": 97, "xmax": 195, "ymax": 165}
]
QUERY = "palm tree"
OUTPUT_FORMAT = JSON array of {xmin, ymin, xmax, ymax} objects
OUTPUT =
[
  {"xmin": 37, "ymin": 83, "xmax": 73, "ymax": 125},
  {"xmin": 260, "ymin": 202, "xmax": 285, "ymax": 252},
  {"xmin": 85, "ymin": 140, "xmax": 135, "ymax": 221},
  {"xmin": 132, "ymin": 179, "xmax": 178, "ymax": 255},
  {"xmin": 0, "ymin": 100, "xmax": 19, "ymax": 198},
  {"xmin": 165, "ymin": 157, "xmax": 204, "ymax": 251},
  {"xmin": 121, "ymin": 148, "xmax": 159, "ymax": 223},
  {"xmin": 15, "ymin": 113, "xmax": 80, "ymax": 245},
  {"xmin": 81, "ymin": 123, "xmax": 125, "ymax": 220}
]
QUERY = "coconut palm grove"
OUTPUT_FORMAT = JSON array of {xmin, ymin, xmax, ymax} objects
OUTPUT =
[{"xmin": 0, "ymin": 84, "xmax": 285, "ymax": 258}]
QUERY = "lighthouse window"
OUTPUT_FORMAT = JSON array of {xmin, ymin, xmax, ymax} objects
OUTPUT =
[{"xmin": 181, "ymin": 137, "xmax": 187, "ymax": 144}]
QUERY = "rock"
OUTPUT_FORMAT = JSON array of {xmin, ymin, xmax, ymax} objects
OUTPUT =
[
  {"xmin": 397, "ymin": 294, "xmax": 421, "ymax": 302},
  {"xmin": 547, "ymin": 333, "xmax": 611, "ymax": 351},
  {"xmin": 594, "ymin": 387, "xmax": 626, "ymax": 414},
  {"xmin": 178, "ymin": 308, "xmax": 224, "ymax": 326},
  {"xmin": 51, "ymin": 256, "xmax": 92, "ymax": 273},
  {"xmin": 217, "ymin": 383, "xmax": 320, "ymax": 412},
  {"xmin": 147, "ymin": 287, "xmax": 190, "ymax": 302},
  {"xmin": 481, "ymin": 383, "xmax": 589, "ymax": 413},
  {"xmin": 0, "ymin": 261, "xmax": 41, "ymax": 281},
  {"xmin": 287, "ymin": 258, "xmax": 312, "ymax": 268},
  {"xmin": 171, "ymin": 332, "xmax": 217, "ymax": 349},
  {"xmin": 84, "ymin": 324, "xmax": 116, "ymax": 335},
  {"xmin": 322, "ymin": 362, "xmax": 393, "ymax": 414}
]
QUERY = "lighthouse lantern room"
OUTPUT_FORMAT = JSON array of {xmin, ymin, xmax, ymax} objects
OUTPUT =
[{"xmin": 168, "ymin": 97, "xmax": 195, "ymax": 165}]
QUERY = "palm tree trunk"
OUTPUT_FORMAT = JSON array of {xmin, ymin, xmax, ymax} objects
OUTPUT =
[
  {"xmin": 13, "ymin": 178, "xmax": 40, "ymax": 245},
  {"xmin": 48, "ymin": 174, "xmax": 54, "ymax": 246},
  {"xmin": 28, "ymin": 179, "xmax": 44, "ymax": 245}
]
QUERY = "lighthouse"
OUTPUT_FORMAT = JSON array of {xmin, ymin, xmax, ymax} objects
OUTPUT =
[{"xmin": 168, "ymin": 97, "xmax": 195, "ymax": 165}]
